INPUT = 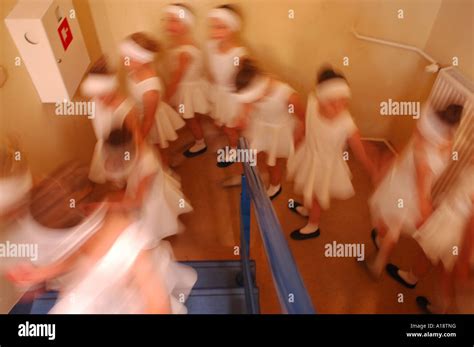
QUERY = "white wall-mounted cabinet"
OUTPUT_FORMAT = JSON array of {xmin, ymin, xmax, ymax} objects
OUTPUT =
[{"xmin": 5, "ymin": 0, "xmax": 90, "ymax": 103}]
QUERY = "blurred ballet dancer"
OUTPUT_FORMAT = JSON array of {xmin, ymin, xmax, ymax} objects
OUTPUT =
[
  {"xmin": 415, "ymin": 165, "xmax": 473, "ymax": 313},
  {"xmin": 82, "ymin": 58, "xmax": 191, "ymax": 244},
  {"xmin": 99, "ymin": 125, "xmax": 192, "ymax": 245},
  {"xmin": 367, "ymin": 103, "xmax": 463, "ymax": 278},
  {"xmin": 382, "ymin": 156, "xmax": 473, "ymax": 313},
  {"xmin": 0, "ymin": 136, "xmax": 33, "ymax": 291},
  {"xmin": 6, "ymin": 167, "xmax": 197, "ymax": 314},
  {"xmin": 80, "ymin": 57, "xmax": 143, "ymax": 186},
  {"xmin": 0, "ymin": 136, "xmax": 32, "ymax": 224},
  {"xmin": 232, "ymin": 59, "xmax": 305, "ymax": 199},
  {"xmin": 163, "ymin": 4, "xmax": 210, "ymax": 158},
  {"xmin": 287, "ymin": 66, "xmax": 377, "ymax": 240},
  {"xmin": 0, "ymin": 157, "xmax": 98, "ymax": 300},
  {"xmin": 452, "ymin": 197, "xmax": 474, "ymax": 314},
  {"xmin": 120, "ymin": 32, "xmax": 185, "ymax": 167},
  {"xmin": 206, "ymin": 4, "xmax": 248, "ymax": 167}
]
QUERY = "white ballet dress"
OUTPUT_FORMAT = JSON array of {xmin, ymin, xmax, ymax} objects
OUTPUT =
[
  {"xmin": 50, "ymin": 221, "xmax": 197, "ymax": 314},
  {"xmin": 207, "ymin": 40, "xmax": 246, "ymax": 127},
  {"xmin": 88, "ymin": 98, "xmax": 135, "ymax": 184},
  {"xmin": 413, "ymin": 167, "xmax": 473, "ymax": 272},
  {"xmin": 123, "ymin": 146, "xmax": 193, "ymax": 246},
  {"xmin": 0, "ymin": 204, "xmax": 108, "ymax": 294},
  {"xmin": 168, "ymin": 45, "xmax": 210, "ymax": 119},
  {"xmin": 287, "ymin": 93, "xmax": 357, "ymax": 209},
  {"xmin": 127, "ymin": 76, "xmax": 185, "ymax": 148},
  {"xmin": 245, "ymin": 81, "xmax": 297, "ymax": 166},
  {"xmin": 369, "ymin": 106, "xmax": 451, "ymax": 239}
]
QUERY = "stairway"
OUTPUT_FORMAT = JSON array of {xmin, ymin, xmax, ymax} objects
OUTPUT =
[{"xmin": 9, "ymin": 260, "xmax": 260, "ymax": 314}]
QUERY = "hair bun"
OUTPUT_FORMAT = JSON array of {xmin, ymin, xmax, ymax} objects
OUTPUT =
[
  {"xmin": 89, "ymin": 56, "xmax": 112, "ymax": 75},
  {"xmin": 438, "ymin": 104, "xmax": 463, "ymax": 126},
  {"xmin": 317, "ymin": 65, "xmax": 346, "ymax": 84},
  {"xmin": 235, "ymin": 59, "xmax": 260, "ymax": 92},
  {"xmin": 130, "ymin": 32, "xmax": 161, "ymax": 53},
  {"xmin": 105, "ymin": 127, "xmax": 134, "ymax": 147}
]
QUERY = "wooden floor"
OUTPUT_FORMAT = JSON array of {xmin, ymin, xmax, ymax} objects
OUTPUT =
[
  {"xmin": 2, "ymin": 116, "xmax": 467, "ymax": 314},
  {"xmin": 168, "ymin": 116, "xmax": 442, "ymax": 314}
]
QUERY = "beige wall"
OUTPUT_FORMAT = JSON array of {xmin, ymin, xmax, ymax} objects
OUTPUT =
[
  {"xmin": 0, "ymin": 0, "xmax": 101, "ymax": 179},
  {"xmin": 425, "ymin": 0, "xmax": 474, "ymax": 81},
  {"xmin": 86, "ymin": 0, "xmax": 472, "ymax": 151},
  {"xmin": 1, "ymin": 0, "xmax": 472, "ymax": 177}
]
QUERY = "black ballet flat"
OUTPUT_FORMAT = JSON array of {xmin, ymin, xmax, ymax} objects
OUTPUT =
[
  {"xmin": 416, "ymin": 296, "xmax": 433, "ymax": 314},
  {"xmin": 371, "ymin": 228, "xmax": 379, "ymax": 250},
  {"xmin": 216, "ymin": 160, "xmax": 235, "ymax": 168},
  {"xmin": 269, "ymin": 186, "xmax": 282, "ymax": 200},
  {"xmin": 183, "ymin": 146, "xmax": 207, "ymax": 158},
  {"xmin": 288, "ymin": 201, "xmax": 308, "ymax": 217},
  {"xmin": 290, "ymin": 228, "xmax": 320, "ymax": 240},
  {"xmin": 386, "ymin": 263, "xmax": 417, "ymax": 289}
]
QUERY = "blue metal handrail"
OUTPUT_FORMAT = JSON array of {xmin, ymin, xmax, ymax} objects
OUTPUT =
[
  {"xmin": 239, "ymin": 174, "xmax": 259, "ymax": 314},
  {"xmin": 238, "ymin": 137, "xmax": 316, "ymax": 314}
]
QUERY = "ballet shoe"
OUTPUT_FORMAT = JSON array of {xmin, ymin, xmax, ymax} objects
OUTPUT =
[
  {"xmin": 416, "ymin": 296, "xmax": 433, "ymax": 314},
  {"xmin": 288, "ymin": 201, "xmax": 308, "ymax": 217},
  {"xmin": 290, "ymin": 228, "xmax": 320, "ymax": 240},
  {"xmin": 268, "ymin": 186, "xmax": 282, "ymax": 200},
  {"xmin": 183, "ymin": 146, "xmax": 207, "ymax": 158},
  {"xmin": 386, "ymin": 263, "xmax": 417, "ymax": 289},
  {"xmin": 216, "ymin": 159, "xmax": 235, "ymax": 168}
]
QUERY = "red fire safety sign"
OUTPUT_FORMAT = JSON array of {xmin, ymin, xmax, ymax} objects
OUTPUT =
[{"xmin": 58, "ymin": 18, "xmax": 73, "ymax": 51}]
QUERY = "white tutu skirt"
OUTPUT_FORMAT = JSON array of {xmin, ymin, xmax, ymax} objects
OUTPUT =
[
  {"xmin": 50, "ymin": 241, "xmax": 197, "ymax": 314},
  {"xmin": 413, "ymin": 203, "xmax": 469, "ymax": 272},
  {"xmin": 170, "ymin": 79, "xmax": 210, "ymax": 119},
  {"xmin": 147, "ymin": 102, "xmax": 185, "ymax": 149},
  {"xmin": 246, "ymin": 118, "xmax": 296, "ymax": 167},
  {"xmin": 287, "ymin": 145, "xmax": 354, "ymax": 209},
  {"xmin": 49, "ymin": 218, "xmax": 197, "ymax": 315},
  {"xmin": 150, "ymin": 241, "xmax": 197, "ymax": 314},
  {"xmin": 209, "ymin": 84, "xmax": 242, "ymax": 127},
  {"xmin": 140, "ymin": 170, "xmax": 193, "ymax": 248},
  {"xmin": 369, "ymin": 167, "xmax": 420, "ymax": 239}
]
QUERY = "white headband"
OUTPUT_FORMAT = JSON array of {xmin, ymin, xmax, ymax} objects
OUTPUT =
[
  {"xmin": 119, "ymin": 39, "xmax": 155, "ymax": 64},
  {"xmin": 234, "ymin": 76, "xmax": 270, "ymax": 103},
  {"xmin": 81, "ymin": 74, "xmax": 118, "ymax": 97},
  {"xmin": 316, "ymin": 78, "xmax": 351, "ymax": 102},
  {"xmin": 208, "ymin": 8, "xmax": 241, "ymax": 32},
  {"xmin": 164, "ymin": 5, "xmax": 194, "ymax": 26}
]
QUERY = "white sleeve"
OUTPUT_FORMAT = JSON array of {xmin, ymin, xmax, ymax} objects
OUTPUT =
[{"xmin": 138, "ymin": 77, "xmax": 162, "ymax": 94}]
